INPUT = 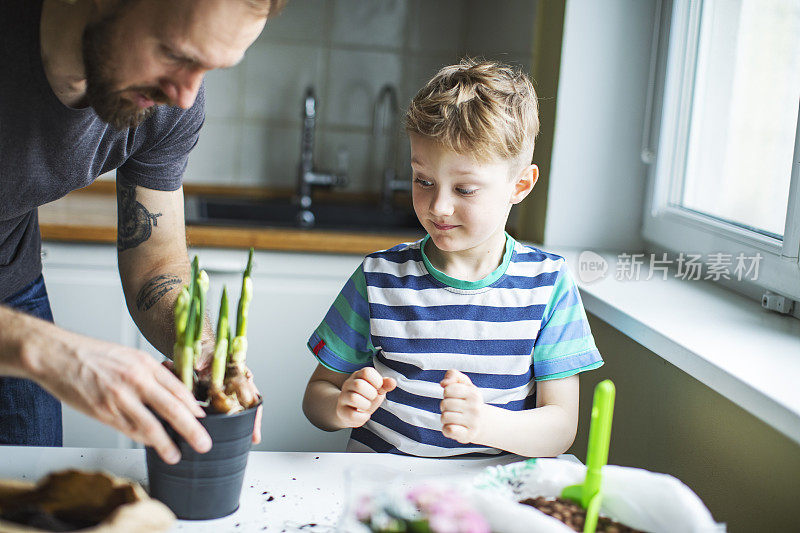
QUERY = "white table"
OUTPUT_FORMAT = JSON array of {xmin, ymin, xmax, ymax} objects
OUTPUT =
[{"xmin": 0, "ymin": 447, "xmax": 579, "ymax": 532}]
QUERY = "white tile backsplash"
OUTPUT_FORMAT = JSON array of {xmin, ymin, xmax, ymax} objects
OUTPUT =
[
  {"xmin": 202, "ymin": 68, "xmax": 243, "ymax": 119},
  {"xmin": 185, "ymin": 0, "xmax": 535, "ymax": 188},
  {"xmin": 186, "ymin": 120, "xmax": 240, "ymax": 184},
  {"xmin": 238, "ymin": 123, "xmax": 301, "ymax": 187},
  {"xmin": 325, "ymin": 49, "xmax": 402, "ymax": 129},
  {"xmin": 331, "ymin": 0, "xmax": 407, "ymax": 49},
  {"xmin": 259, "ymin": 0, "xmax": 329, "ymax": 44},
  {"xmin": 243, "ymin": 41, "xmax": 326, "ymax": 123},
  {"xmin": 408, "ymin": 0, "xmax": 466, "ymax": 54},
  {"xmin": 318, "ymin": 129, "xmax": 373, "ymax": 192}
]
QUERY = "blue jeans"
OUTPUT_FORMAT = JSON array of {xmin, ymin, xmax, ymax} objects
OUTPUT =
[{"xmin": 0, "ymin": 275, "xmax": 63, "ymax": 446}]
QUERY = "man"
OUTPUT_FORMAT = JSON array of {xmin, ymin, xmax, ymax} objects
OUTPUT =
[{"xmin": 0, "ymin": 0, "xmax": 283, "ymax": 464}]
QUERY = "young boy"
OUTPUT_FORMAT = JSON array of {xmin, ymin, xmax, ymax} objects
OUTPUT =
[{"xmin": 302, "ymin": 59, "xmax": 603, "ymax": 457}]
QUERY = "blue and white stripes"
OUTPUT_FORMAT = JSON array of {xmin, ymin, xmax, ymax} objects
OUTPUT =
[{"xmin": 307, "ymin": 234, "xmax": 603, "ymax": 457}]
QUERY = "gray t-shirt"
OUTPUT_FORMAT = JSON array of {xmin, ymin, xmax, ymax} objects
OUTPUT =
[{"xmin": 0, "ymin": 0, "xmax": 205, "ymax": 302}]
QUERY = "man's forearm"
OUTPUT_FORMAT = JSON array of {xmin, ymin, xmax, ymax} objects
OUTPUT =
[
  {"xmin": 121, "ymin": 261, "xmax": 213, "ymax": 361},
  {"xmin": 0, "ymin": 303, "xmax": 85, "ymax": 386},
  {"xmin": 473, "ymin": 403, "xmax": 578, "ymax": 458},
  {"xmin": 115, "ymin": 179, "xmax": 216, "ymax": 362},
  {"xmin": 0, "ymin": 304, "xmax": 36, "ymax": 378}
]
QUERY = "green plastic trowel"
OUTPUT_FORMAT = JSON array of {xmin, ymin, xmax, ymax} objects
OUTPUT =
[{"xmin": 561, "ymin": 379, "xmax": 616, "ymax": 533}]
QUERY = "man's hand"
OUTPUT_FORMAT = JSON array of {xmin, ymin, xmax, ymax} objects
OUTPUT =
[
  {"xmin": 20, "ymin": 323, "xmax": 211, "ymax": 465},
  {"xmin": 440, "ymin": 369, "xmax": 486, "ymax": 444},
  {"xmin": 336, "ymin": 367, "xmax": 396, "ymax": 428}
]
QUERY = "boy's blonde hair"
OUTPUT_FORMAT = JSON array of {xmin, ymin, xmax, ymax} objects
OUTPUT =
[{"xmin": 405, "ymin": 58, "xmax": 539, "ymax": 169}]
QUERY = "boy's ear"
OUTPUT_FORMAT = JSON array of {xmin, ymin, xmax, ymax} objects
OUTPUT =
[{"xmin": 510, "ymin": 164, "xmax": 539, "ymax": 205}]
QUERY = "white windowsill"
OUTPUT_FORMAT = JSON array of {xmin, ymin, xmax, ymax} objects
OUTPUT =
[{"xmin": 547, "ymin": 247, "xmax": 800, "ymax": 446}]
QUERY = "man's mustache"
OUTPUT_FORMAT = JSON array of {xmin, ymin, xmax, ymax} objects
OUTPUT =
[{"xmin": 119, "ymin": 86, "xmax": 172, "ymax": 106}]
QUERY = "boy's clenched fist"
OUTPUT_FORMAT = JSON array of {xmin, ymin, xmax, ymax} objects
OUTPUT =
[
  {"xmin": 440, "ymin": 369, "xmax": 486, "ymax": 444},
  {"xmin": 337, "ymin": 367, "xmax": 396, "ymax": 428}
]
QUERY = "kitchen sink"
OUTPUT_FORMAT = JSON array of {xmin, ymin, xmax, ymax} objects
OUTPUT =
[{"xmin": 184, "ymin": 196, "xmax": 423, "ymax": 234}]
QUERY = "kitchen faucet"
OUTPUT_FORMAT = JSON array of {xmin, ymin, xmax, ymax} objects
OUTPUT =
[
  {"xmin": 296, "ymin": 87, "xmax": 347, "ymax": 228},
  {"xmin": 372, "ymin": 84, "xmax": 410, "ymax": 212}
]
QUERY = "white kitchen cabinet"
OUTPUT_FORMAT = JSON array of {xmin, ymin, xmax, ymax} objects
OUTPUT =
[
  {"xmin": 42, "ymin": 242, "xmax": 363, "ymax": 452},
  {"xmin": 41, "ymin": 242, "xmax": 138, "ymax": 449}
]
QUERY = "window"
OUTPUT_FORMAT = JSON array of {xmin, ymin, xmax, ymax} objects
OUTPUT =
[{"xmin": 643, "ymin": 0, "xmax": 800, "ymax": 302}]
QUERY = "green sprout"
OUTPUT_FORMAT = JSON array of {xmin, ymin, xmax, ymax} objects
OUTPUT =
[
  {"xmin": 230, "ymin": 248, "xmax": 254, "ymax": 370},
  {"xmin": 172, "ymin": 250, "xmax": 258, "ymax": 411},
  {"xmin": 211, "ymin": 287, "xmax": 229, "ymax": 391}
]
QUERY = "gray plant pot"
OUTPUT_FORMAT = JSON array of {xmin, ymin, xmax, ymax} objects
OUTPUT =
[{"xmin": 145, "ymin": 399, "xmax": 261, "ymax": 520}]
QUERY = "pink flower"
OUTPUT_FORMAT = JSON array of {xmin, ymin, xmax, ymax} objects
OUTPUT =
[
  {"xmin": 354, "ymin": 494, "xmax": 373, "ymax": 522},
  {"xmin": 357, "ymin": 483, "xmax": 490, "ymax": 533},
  {"xmin": 410, "ymin": 485, "xmax": 490, "ymax": 533}
]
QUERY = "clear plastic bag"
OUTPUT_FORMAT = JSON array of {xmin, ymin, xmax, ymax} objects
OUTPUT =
[{"xmin": 471, "ymin": 459, "xmax": 727, "ymax": 533}]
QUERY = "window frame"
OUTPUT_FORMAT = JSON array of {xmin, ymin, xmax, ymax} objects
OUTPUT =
[{"xmin": 642, "ymin": 0, "xmax": 800, "ymax": 302}]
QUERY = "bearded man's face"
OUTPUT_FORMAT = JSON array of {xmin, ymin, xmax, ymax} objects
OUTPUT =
[
  {"xmin": 78, "ymin": 0, "xmax": 267, "ymax": 131},
  {"xmin": 81, "ymin": 7, "xmax": 170, "ymax": 130}
]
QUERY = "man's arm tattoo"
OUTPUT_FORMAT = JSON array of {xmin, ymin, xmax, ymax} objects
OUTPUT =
[
  {"xmin": 136, "ymin": 274, "xmax": 183, "ymax": 312},
  {"xmin": 117, "ymin": 180, "xmax": 163, "ymax": 252}
]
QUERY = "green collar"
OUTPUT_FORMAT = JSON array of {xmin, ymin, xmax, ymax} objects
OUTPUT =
[{"xmin": 420, "ymin": 232, "xmax": 515, "ymax": 290}]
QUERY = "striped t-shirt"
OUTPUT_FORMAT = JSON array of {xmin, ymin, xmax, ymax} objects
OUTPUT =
[{"xmin": 307, "ymin": 233, "xmax": 603, "ymax": 457}]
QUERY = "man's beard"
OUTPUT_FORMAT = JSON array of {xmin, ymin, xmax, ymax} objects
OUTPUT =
[{"xmin": 81, "ymin": 11, "xmax": 168, "ymax": 130}]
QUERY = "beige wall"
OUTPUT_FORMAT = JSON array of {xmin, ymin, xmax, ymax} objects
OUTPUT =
[{"xmin": 568, "ymin": 316, "xmax": 800, "ymax": 532}]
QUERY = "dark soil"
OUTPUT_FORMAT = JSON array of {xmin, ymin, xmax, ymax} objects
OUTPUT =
[{"xmin": 520, "ymin": 496, "xmax": 646, "ymax": 533}]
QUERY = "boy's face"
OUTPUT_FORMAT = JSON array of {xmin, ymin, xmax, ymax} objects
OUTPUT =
[
  {"xmin": 82, "ymin": 0, "xmax": 267, "ymax": 129},
  {"xmin": 409, "ymin": 134, "xmax": 537, "ymax": 255}
]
